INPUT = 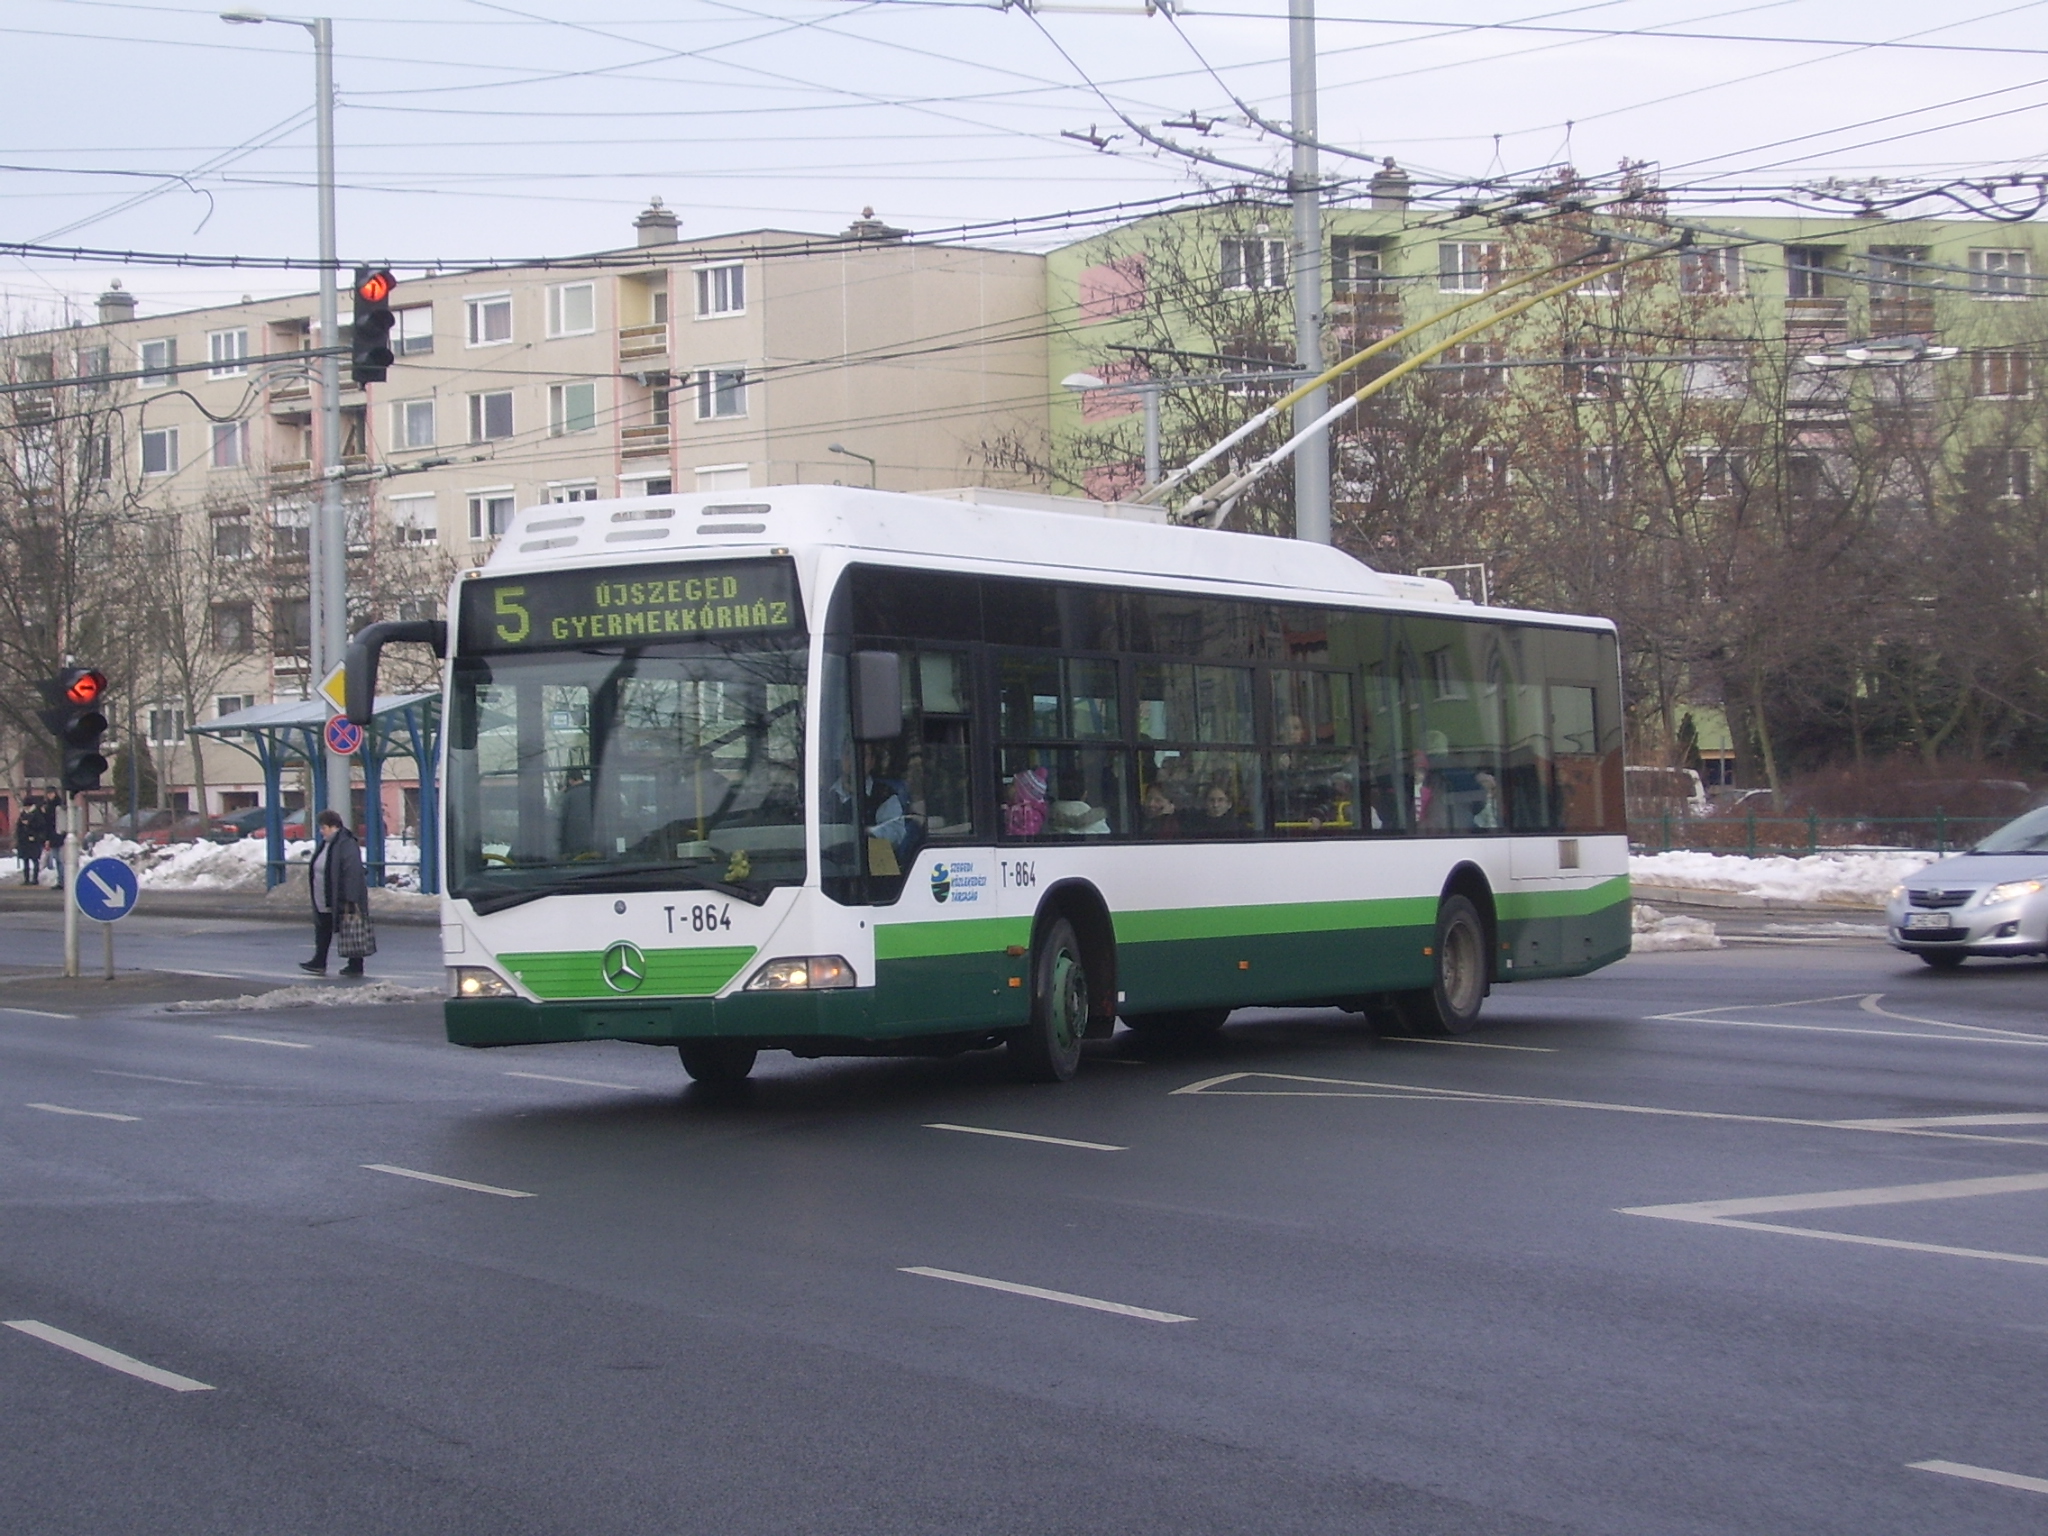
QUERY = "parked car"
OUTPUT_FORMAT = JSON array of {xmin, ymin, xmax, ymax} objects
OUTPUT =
[
  {"xmin": 1625, "ymin": 765, "xmax": 1709, "ymax": 819},
  {"xmin": 210, "ymin": 806, "xmax": 309, "ymax": 842},
  {"xmin": 104, "ymin": 809, "xmax": 173, "ymax": 841},
  {"xmin": 1886, "ymin": 805, "xmax": 2048, "ymax": 968},
  {"xmin": 135, "ymin": 813, "xmax": 214, "ymax": 846}
]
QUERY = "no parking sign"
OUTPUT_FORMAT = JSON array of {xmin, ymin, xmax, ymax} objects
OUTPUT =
[{"xmin": 323, "ymin": 715, "xmax": 365, "ymax": 756}]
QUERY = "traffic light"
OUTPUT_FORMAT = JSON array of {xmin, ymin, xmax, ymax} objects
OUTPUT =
[
  {"xmin": 39, "ymin": 666, "xmax": 110, "ymax": 794},
  {"xmin": 351, "ymin": 266, "xmax": 397, "ymax": 386}
]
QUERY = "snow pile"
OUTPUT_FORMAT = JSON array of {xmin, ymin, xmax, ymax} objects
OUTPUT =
[
  {"xmin": 84, "ymin": 833, "xmax": 315, "ymax": 893},
  {"xmin": 164, "ymin": 979, "xmax": 441, "ymax": 1013},
  {"xmin": 1630, "ymin": 848, "xmax": 1939, "ymax": 909},
  {"xmin": 1632, "ymin": 902, "xmax": 1722, "ymax": 952}
]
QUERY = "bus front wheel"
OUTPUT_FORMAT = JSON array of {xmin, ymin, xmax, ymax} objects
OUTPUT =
[
  {"xmin": 1395, "ymin": 894, "xmax": 1489, "ymax": 1036},
  {"xmin": 1010, "ymin": 917, "xmax": 1088, "ymax": 1083},
  {"xmin": 678, "ymin": 1040, "xmax": 758, "ymax": 1085}
]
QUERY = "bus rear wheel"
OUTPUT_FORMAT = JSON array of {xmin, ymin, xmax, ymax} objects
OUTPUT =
[
  {"xmin": 1121, "ymin": 1008, "xmax": 1229, "ymax": 1046},
  {"xmin": 1395, "ymin": 894, "xmax": 1489, "ymax": 1036},
  {"xmin": 678, "ymin": 1040, "xmax": 758, "ymax": 1085},
  {"xmin": 1009, "ymin": 917, "xmax": 1088, "ymax": 1083}
]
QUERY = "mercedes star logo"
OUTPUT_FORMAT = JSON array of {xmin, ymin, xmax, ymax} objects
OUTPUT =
[{"xmin": 601, "ymin": 940, "xmax": 647, "ymax": 994}]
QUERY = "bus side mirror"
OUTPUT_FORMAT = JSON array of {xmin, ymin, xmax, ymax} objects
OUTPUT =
[
  {"xmin": 852, "ymin": 650, "xmax": 903, "ymax": 741},
  {"xmin": 345, "ymin": 620, "xmax": 448, "ymax": 725}
]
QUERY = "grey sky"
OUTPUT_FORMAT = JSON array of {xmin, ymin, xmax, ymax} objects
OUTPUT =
[{"xmin": 6, "ymin": 0, "xmax": 2046, "ymax": 321}]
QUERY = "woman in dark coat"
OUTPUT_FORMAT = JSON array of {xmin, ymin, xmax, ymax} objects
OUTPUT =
[{"xmin": 300, "ymin": 809, "xmax": 369, "ymax": 977}]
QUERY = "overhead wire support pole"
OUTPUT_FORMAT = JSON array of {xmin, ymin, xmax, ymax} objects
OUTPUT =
[
  {"xmin": 310, "ymin": 14, "xmax": 352, "ymax": 827},
  {"xmin": 1288, "ymin": 0, "xmax": 1329, "ymax": 543}
]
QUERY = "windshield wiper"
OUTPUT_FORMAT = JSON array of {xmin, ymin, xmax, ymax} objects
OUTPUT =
[{"xmin": 462, "ymin": 862, "xmax": 773, "ymax": 915}]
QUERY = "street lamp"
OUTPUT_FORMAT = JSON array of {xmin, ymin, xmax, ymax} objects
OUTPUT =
[
  {"xmin": 222, "ymin": 8, "xmax": 350, "ymax": 823},
  {"xmin": 1062, "ymin": 370, "xmax": 1161, "ymax": 486},
  {"xmin": 828, "ymin": 442, "xmax": 877, "ymax": 488},
  {"xmin": 1802, "ymin": 336, "xmax": 1960, "ymax": 368}
]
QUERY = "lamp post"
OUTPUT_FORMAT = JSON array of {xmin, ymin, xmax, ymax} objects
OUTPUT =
[
  {"xmin": 222, "ymin": 8, "xmax": 350, "ymax": 823},
  {"xmin": 828, "ymin": 442, "xmax": 878, "ymax": 488},
  {"xmin": 1063, "ymin": 371, "xmax": 1161, "ymax": 485}
]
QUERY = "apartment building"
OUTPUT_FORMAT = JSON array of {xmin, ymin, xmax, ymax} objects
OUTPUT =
[{"xmin": 5, "ymin": 202, "xmax": 1049, "ymax": 821}]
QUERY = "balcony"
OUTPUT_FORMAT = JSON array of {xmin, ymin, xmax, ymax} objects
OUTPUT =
[
  {"xmin": 1784, "ymin": 296, "xmax": 1848, "ymax": 328},
  {"xmin": 619, "ymin": 323, "xmax": 670, "ymax": 363},
  {"xmin": 620, "ymin": 424, "xmax": 671, "ymax": 458},
  {"xmin": 1329, "ymin": 292, "xmax": 1404, "ymax": 340},
  {"xmin": 1869, "ymin": 297, "xmax": 1938, "ymax": 338}
]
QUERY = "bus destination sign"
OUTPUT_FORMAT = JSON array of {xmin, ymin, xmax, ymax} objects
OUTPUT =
[{"xmin": 460, "ymin": 558, "xmax": 802, "ymax": 653}]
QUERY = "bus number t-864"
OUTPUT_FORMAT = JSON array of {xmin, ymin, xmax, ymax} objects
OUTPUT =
[{"xmin": 666, "ymin": 903, "xmax": 732, "ymax": 934}]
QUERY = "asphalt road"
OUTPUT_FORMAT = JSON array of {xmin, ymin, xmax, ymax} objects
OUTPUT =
[{"xmin": 3, "ymin": 911, "xmax": 2046, "ymax": 1535}]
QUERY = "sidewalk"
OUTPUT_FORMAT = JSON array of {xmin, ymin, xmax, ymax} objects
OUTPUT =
[{"xmin": 0, "ymin": 879, "xmax": 440, "ymax": 926}]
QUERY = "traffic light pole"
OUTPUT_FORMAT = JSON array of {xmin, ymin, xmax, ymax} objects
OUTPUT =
[
  {"xmin": 62, "ymin": 796, "xmax": 80, "ymax": 979},
  {"xmin": 312, "ymin": 15, "xmax": 351, "ymax": 824}
]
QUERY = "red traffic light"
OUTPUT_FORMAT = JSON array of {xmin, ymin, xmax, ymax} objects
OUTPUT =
[
  {"xmin": 64, "ymin": 668, "xmax": 107, "ymax": 706},
  {"xmin": 357, "ymin": 269, "xmax": 395, "ymax": 305}
]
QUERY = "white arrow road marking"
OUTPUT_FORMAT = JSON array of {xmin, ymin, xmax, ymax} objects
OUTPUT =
[
  {"xmin": 4, "ymin": 1320, "xmax": 213, "ymax": 1392},
  {"xmin": 1909, "ymin": 1460, "xmax": 2048, "ymax": 1495},
  {"xmin": 27, "ymin": 1103, "xmax": 139, "ymax": 1122},
  {"xmin": 85, "ymin": 869, "xmax": 126, "ymax": 909},
  {"xmin": 363, "ymin": 1164, "xmax": 535, "ymax": 1198}
]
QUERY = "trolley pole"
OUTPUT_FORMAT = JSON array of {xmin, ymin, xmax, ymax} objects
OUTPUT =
[{"xmin": 1288, "ymin": 0, "xmax": 1331, "ymax": 545}]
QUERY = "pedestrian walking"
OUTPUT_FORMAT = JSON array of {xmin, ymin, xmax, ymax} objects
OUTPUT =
[
  {"xmin": 300, "ymin": 809, "xmax": 373, "ymax": 978},
  {"xmin": 42, "ymin": 794, "xmax": 67, "ymax": 891},
  {"xmin": 15, "ymin": 795, "xmax": 46, "ymax": 885}
]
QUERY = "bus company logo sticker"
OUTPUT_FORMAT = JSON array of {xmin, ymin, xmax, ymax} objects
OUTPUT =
[
  {"xmin": 601, "ymin": 941, "xmax": 647, "ymax": 993},
  {"xmin": 931, "ymin": 858, "xmax": 987, "ymax": 906}
]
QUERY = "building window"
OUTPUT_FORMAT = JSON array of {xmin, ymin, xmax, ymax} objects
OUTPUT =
[
  {"xmin": 140, "ymin": 338, "xmax": 176, "ymax": 387},
  {"xmin": 548, "ymin": 381, "xmax": 597, "ymax": 436},
  {"xmin": 1565, "ymin": 346, "xmax": 1621, "ymax": 400},
  {"xmin": 388, "ymin": 492, "xmax": 438, "ymax": 545},
  {"xmin": 212, "ymin": 516, "xmax": 252, "ymax": 560},
  {"xmin": 141, "ymin": 426, "xmax": 179, "ymax": 476},
  {"xmin": 272, "ymin": 516, "xmax": 310, "ymax": 558},
  {"xmin": 1970, "ymin": 448, "xmax": 2032, "ymax": 500},
  {"xmin": 212, "ymin": 695, "xmax": 255, "ymax": 737},
  {"xmin": 1866, "ymin": 245, "xmax": 1927, "ymax": 297},
  {"xmin": 1329, "ymin": 238, "xmax": 1383, "ymax": 297},
  {"xmin": 1685, "ymin": 450, "xmax": 1748, "ymax": 499},
  {"xmin": 1680, "ymin": 247, "xmax": 1744, "ymax": 296},
  {"xmin": 695, "ymin": 463, "xmax": 750, "ymax": 492},
  {"xmin": 207, "ymin": 328, "xmax": 249, "ymax": 378},
  {"xmin": 695, "ymin": 367, "xmax": 746, "ymax": 419},
  {"xmin": 1973, "ymin": 348, "xmax": 2033, "ymax": 399},
  {"xmin": 210, "ymin": 420, "xmax": 249, "ymax": 469},
  {"xmin": 650, "ymin": 380, "xmax": 671, "ymax": 429},
  {"xmin": 1969, "ymin": 249, "xmax": 2032, "ymax": 299},
  {"xmin": 77, "ymin": 344, "xmax": 109, "ymax": 393},
  {"xmin": 1438, "ymin": 242, "xmax": 1501, "ymax": 293},
  {"xmin": 396, "ymin": 397, "xmax": 436, "ymax": 449},
  {"xmin": 468, "ymin": 391, "xmax": 513, "ymax": 442},
  {"xmin": 395, "ymin": 304, "xmax": 433, "ymax": 354},
  {"xmin": 147, "ymin": 706, "xmax": 188, "ymax": 746},
  {"xmin": 622, "ymin": 475, "xmax": 672, "ymax": 498},
  {"xmin": 1220, "ymin": 238, "xmax": 1288, "ymax": 293},
  {"xmin": 546, "ymin": 282, "xmax": 596, "ymax": 337},
  {"xmin": 272, "ymin": 597, "xmax": 312, "ymax": 654},
  {"xmin": 1786, "ymin": 247, "xmax": 1830, "ymax": 299},
  {"xmin": 465, "ymin": 294, "xmax": 513, "ymax": 346},
  {"xmin": 78, "ymin": 432, "xmax": 112, "ymax": 482},
  {"xmin": 467, "ymin": 490, "xmax": 516, "ymax": 540},
  {"xmin": 548, "ymin": 481, "xmax": 599, "ymax": 502},
  {"xmin": 696, "ymin": 264, "xmax": 745, "ymax": 316},
  {"xmin": 210, "ymin": 603, "xmax": 254, "ymax": 653}
]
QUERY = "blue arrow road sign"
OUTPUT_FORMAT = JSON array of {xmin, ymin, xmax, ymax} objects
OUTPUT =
[{"xmin": 74, "ymin": 856, "xmax": 139, "ymax": 923}]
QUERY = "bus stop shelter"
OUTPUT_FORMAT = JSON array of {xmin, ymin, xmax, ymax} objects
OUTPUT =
[{"xmin": 188, "ymin": 693, "xmax": 441, "ymax": 893}]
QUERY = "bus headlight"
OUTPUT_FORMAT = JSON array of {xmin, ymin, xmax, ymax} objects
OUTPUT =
[
  {"xmin": 448, "ymin": 966, "xmax": 515, "ymax": 999},
  {"xmin": 1983, "ymin": 879, "xmax": 2043, "ymax": 906},
  {"xmin": 746, "ymin": 956, "xmax": 855, "ymax": 990}
]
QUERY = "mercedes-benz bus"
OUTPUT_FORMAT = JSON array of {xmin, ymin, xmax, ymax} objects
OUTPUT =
[{"xmin": 349, "ymin": 486, "xmax": 1629, "ymax": 1085}]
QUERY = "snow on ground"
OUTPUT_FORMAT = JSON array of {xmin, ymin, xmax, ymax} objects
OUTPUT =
[
  {"xmin": 1629, "ymin": 848, "xmax": 1939, "ymax": 909},
  {"xmin": 82, "ymin": 834, "xmax": 422, "ymax": 893},
  {"xmin": 1631, "ymin": 902, "xmax": 1723, "ymax": 952},
  {"xmin": 163, "ymin": 979, "xmax": 441, "ymax": 1012}
]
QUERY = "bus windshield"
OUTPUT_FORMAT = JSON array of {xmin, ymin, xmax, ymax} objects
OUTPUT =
[{"xmin": 447, "ymin": 639, "xmax": 806, "ymax": 912}]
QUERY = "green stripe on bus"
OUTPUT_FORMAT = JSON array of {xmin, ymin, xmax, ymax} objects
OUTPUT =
[
  {"xmin": 1495, "ymin": 876, "xmax": 1631, "ymax": 921},
  {"xmin": 874, "ymin": 916, "xmax": 1032, "ymax": 961},
  {"xmin": 1116, "ymin": 896, "xmax": 1439, "ymax": 944},
  {"xmin": 499, "ymin": 945, "xmax": 756, "ymax": 1001}
]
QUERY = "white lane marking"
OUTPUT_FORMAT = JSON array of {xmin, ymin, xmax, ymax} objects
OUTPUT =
[
  {"xmin": 503, "ymin": 1071, "xmax": 649, "ymax": 1092},
  {"xmin": 4, "ymin": 1319, "xmax": 213, "ymax": 1392},
  {"xmin": 1379, "ymin": 1037, "xmax": 1557, "ymax": 1052},
  {"xmin": 1859, "ymin": 993, "xmax": 2047, "ymax": 1041},
  {"xmin": 925, "ymin": 1123, "xmax": 1126, "ymax": 1151},
  {"xmin": 1645, "ymin": 1014, "xmax": 2048, "ymax": 1050},
  {"xmin": 1622, "ymin": 1174, "xmax": 2048, "ymax": 1270},
  {"xmin": 899, "ymin": 1267, "xmax": 1193, "ymax": 1323},
  {"xmin": 164, "ymin": 969, "xmax": 246, "ymax": 980},
  {"xmin": 0, "ymin": 1007, "xmax": 77, "ymax": 1020},
  {"xmin": 94, "ymin": 1070, "xmax": 207, "ymax": 1086},
  {"xmin": 1910, "ymin": 1459, "xmax": 2048, "ymax": 1495},
  {"xmin": 1170, "ymin": 1072, "xmax": 2048, "ymax": 1147},
  {"xmin": 27, "ymin": 1103, "xmax": 139, "ymax": 1123},
  {"xmin": 212, "ymin": 1033, "xmax": 313, "ymax": 1050},
  {"xmin": 1837, "ymin": 1112, "xmax": 2048, "ymax": 1130},
  {"xmin": 362, "ymin": 1163, "xmax": 535, "ymax": 1198}
]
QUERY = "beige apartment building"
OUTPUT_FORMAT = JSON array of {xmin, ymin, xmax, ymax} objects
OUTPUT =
[{"xmin": 7, "ymin": 203, "xmax": 1049, "ymax": 824}]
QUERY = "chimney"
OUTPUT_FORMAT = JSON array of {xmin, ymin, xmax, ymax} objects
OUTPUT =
[
  {"xmin": 97, "ymin": 280, "xmax": 136, "ymax": 324},
  {"xmin": 1369, "ymin": 158, "xmax": 1412, "ymax": 211},
  {"xmin": 634, "ymin": 196, "xmax": 678, "ymax": 247},
  {"xmin": 841, "ymin": 206, "xmax": 909, "ymax": 244}
]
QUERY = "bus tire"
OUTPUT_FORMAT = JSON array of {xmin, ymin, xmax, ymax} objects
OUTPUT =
[
  {"xmin": 678, "ymin": 1040, "xmax": 758, "ymax": 1085},
  {"xmin": 1010, "ymin": 917, "xmax": 1088, "ymax": 1083},
  {"xmin": 1395, "ymin": 894, "xmax": 1489, "ymax": 1036},
  {"xmin": 1121, "ymin": 1007, "xmax": 1229, "ymax": 1045}
]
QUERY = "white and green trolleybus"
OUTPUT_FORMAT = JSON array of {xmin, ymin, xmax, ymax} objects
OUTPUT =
[{"xmin": 348, "ymin": 486, "xmax": 1630, "ymax": 1085}]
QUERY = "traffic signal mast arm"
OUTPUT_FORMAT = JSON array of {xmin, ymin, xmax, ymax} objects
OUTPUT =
[{"xmin": 1179, "ymin": 237, "xmax": 1687, "ymax": 527}]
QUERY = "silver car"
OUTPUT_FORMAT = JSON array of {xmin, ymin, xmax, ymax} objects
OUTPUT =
[{"xmin": 1887, "ymin": 805, "xmax": 2048, "ymax": 968}]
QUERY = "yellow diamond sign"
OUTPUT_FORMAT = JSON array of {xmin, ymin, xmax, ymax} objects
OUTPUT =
[{"xmin": 317, "ymin": 663, "xmax": 348, "ymax": 716}]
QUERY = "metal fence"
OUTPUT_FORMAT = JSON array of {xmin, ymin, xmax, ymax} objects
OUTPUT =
[{"xmin": 1630, "ymin": 811, "xmax": 2008, "ymax": 858}]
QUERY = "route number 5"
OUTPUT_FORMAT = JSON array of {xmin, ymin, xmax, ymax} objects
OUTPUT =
[{"xmin": 494, "ymin": 586, "xmax": 530, "ymax": 645}]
